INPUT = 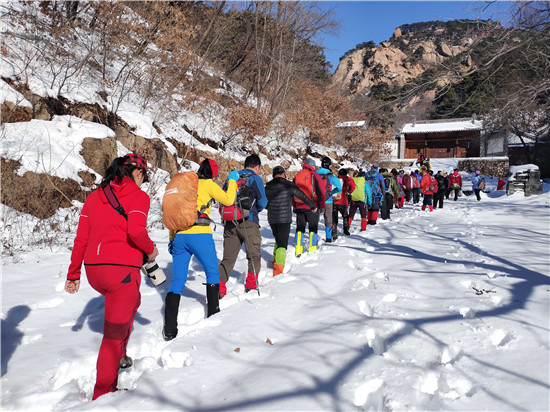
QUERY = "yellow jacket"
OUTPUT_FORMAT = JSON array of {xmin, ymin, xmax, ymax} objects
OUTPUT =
[{"xmin": 170, "ymin": 178, "xmax": 237, "ymax": 238}]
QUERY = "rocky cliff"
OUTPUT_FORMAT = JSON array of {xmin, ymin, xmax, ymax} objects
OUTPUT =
[{"xmin": 333, "ymin": 20, "xmax": 496, "ymax": 102}]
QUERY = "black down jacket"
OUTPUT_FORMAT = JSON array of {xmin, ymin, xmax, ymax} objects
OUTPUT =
[{"xmin": 265, "ymin": 177, "xmax": 315, "ymax": 224}]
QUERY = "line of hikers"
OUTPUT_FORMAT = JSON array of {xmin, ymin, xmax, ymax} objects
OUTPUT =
[{"xmin": 66, "ymin": 152, "xmax": 484, "ymax": 400}]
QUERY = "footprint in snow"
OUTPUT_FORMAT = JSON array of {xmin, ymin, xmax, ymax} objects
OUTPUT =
[
  {"xmin": 365, "ymin": 246, "xmax": 375, "ymax": 252},
  {"xmin": 358, "ymin": 300, "xmax": 373, "ymax": 317},
  {"xmin": 490, "ymin": 329, "xmax": 512, "ymax": 347},
  {"xmin": 374, "ymin": 271, "xmax": 389, "ymax": 281},
  {"xmin": 416, "ymin": 372, "xmax": 439, "ymax": 395},
  {"xmin": 160, "ymin": 348, "xmax": 192, "ymax": 369},
  {"xmin": 441, "ymin": 344, "xmax": 462, "ymax": 365},
  {"xmin": 440, "ymin": 374, "xmax": 475, "ymax": 399},
  {"xmin": 365, "ymin": 329, "xmax": 385, "ymax": 355},
  {"xmin": 458, "ymin": 307, "xmax": 476, "ymax": 319},
  {"xmin": 22, "ymin": 334, "xmax": 42, "ymax": 344},
  {"xmin": 352, "ymin": 378, "xmax": 385, "ymax": 408},
  {"xmin": 382, "ymin": 294, "xmax": 397, "ymax": 303}
]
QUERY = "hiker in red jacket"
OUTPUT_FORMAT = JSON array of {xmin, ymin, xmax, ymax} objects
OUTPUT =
[
  {"xmin": 66, "ymin": 154, "xmax": 159, "ymax": 400},
  {"xmin": 293, "ymin": 159, "xmax": 326, "ymax": 256},
  {"xmin": 332, "ymin": 168, "xmax": 356, "ymax": 239},
  {"xmin": 447, "ymin": 168, "xmax": 463, "ymax": 201},
  {"xmin": 420, "ymin": 166, "xmax": 436, "ymax": 212}
]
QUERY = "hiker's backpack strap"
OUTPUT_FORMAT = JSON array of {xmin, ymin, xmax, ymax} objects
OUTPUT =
[{"xmin": 103, "ymin": 184, "xmax": 128, "ymax": 220}]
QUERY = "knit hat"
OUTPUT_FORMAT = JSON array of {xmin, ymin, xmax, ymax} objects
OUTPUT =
[
  {"xmin": 305, "ymin": 158, "xmax": 316, "ymax": 167},
  {"xmin": 272, "ymin": 165, "xmax": 285, "ymax": 177},
  {"xmin": 371, "ymin": 164, "xmax": 379, "ymax": 171},
  {"xmin": 123, "ymin": 153, "xmax": 149, "ymax": 182},
  {"xmin": 475, "ymin": 170, "xmax": 480, "ymax": 175},
  {"xmin": 207, "ymin": 159, "xmax": 218, "ymax": 178},
  {"xmin": 321, "ymin": 156, "xmax": 332, "ymax": 169},
  {"xmin": 421, "ymin": 165, "xmax": 428, "ymax": 172}
]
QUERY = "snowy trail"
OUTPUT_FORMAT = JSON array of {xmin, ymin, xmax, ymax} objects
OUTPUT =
[{"xmin": 2, "ymin": 190, "xmax": 549, "ymax": 411}]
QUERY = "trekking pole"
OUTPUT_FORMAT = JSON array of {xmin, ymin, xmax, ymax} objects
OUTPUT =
[{"xmin": 238, "ymin": 199, "xmax": 260, "ymax": 296}]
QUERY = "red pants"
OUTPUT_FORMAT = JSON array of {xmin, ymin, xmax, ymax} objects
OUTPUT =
[{"xmin": 85, "ymin": 265, "xmax": 141, "ymax": 400}]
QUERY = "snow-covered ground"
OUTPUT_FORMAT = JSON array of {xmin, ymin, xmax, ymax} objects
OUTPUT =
[{"xmin": 2, "ymin": 185, "xmax": 549, "ymax": 411}]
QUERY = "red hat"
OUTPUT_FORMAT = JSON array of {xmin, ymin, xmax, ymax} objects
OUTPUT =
[
  {"xmin": 207, "ymin": 159, "xmax": 218, "ymax": 178},
  {"xmin": 123, "ymin": 153, "xmax": 149, "ymax": 181}
]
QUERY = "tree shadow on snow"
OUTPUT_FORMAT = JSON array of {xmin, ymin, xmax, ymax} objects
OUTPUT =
[
  {"xmin": 1, "ymin": 305, "xmax": 30, "ymax": 377},
  {"xmin": 177, "ymin": 218, "xmax": 549, "ymax": 411}
]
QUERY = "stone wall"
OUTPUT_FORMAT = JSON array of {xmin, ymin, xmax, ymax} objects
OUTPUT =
[
  {"xmin": 379, "ymin": 160, "xmax": 414, "ymax": 171},
  {"xmin": 457, "ymin": 157, "xmax": 509, "ymax": 177}
]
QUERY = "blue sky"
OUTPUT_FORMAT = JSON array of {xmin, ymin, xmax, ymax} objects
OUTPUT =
[{"xmin": 316, "ymin": 1, "xmax": 512, "ymax": 71}]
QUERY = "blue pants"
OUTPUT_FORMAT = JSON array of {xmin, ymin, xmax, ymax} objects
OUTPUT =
[{"xmin": 169, "ymin": 233, "xmax": 220, "ymax": 294}]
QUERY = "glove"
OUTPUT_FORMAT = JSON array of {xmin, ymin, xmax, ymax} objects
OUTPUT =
[
  {"xmin": 228, "ymin": 169, "xmax": 239, "ymax": 182},
  {"xmin": 168, "ymin": 240, "xmax": 174, "ymax": 255}
]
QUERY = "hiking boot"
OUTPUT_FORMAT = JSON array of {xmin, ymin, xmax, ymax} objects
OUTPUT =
[
  {"xmin": 324, "ymin": 238, "xmax": 333, "ymax": 243},
  {"xmin": 343, "ymin": 228, "xmax": 350, "ymax": 236},
  {"xmin": 163, "ymin": 329, "xmax": 177, "ymax": 341},
  {"xmin": 119, "ymin": 356, "xmax": 133, "ymax": 369},
  {"xmin": 206, "ymin": 283, "xmax": 220, "ymax": 318},
  {"xmin": 163, "ymin": 292, "xmax": 180, "ymax": 341}
]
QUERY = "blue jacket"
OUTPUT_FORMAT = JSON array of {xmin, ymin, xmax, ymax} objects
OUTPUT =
[
  {"xmin": 365, "ymin": 171, "xmax": 385, "ymax": 198},
  {"xmin": 316, "ymin": 168, "xmax": 342, "ymax": 204},
  {"xmin": 472, "ymin": 175, "xmax": 482, "ymax": 189}
]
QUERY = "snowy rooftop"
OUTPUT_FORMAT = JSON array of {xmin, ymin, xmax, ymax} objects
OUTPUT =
[
  {"xmin": 336, "ymin": 120, "xmax": 366, "ymax": 128},
  {"xmin": 402, "ymin": 119, "xmax": 483, "ymax": 134}
]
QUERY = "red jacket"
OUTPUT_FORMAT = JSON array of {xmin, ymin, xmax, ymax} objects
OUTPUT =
[
  {"xmin": 333, "ymin": 175, "xmax": 356, "ymax": 207},
  {"xmin": 402, "ymin": 173, "xmax": 412, "ymax": 190},
  {"xmin": 420, "ymin": 172, "xmax": 435, "ymax": 195},
  {"xmin": 67, "ymin": 177, "xmax": 155, "ymax": 280},
  {"xmin": 448, "ymin": 172, "xmax": 462, "ymax": 188},
  {"xmin": 293, "ymin": 164, "xmax": 326, "ymax": 210}
]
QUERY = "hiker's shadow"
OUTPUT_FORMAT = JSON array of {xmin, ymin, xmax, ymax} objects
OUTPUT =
[
  {"xmin": 71, "ymin": 296, "xmax": 151, "ymax": 334},
  {"xmin": 1, "ymin": 305, "xmax": 31, "ymax": 377}
]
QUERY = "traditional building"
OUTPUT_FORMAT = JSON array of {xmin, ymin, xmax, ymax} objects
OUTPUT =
[{"xmin": 396, "ymin": 118, "xmax": 495, "ymax": 159}]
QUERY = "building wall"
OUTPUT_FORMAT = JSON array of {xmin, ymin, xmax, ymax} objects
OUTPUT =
[{"xmin": 403, "ymin": 130, "xmax": 481, "ymax": 159}]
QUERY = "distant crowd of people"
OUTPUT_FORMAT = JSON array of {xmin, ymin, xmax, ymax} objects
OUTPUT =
[{"xmin": 65, "ymin": 152, "xmax": 489, "ymax": 400}]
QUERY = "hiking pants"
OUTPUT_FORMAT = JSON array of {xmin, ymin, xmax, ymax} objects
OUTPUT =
[
  {"xmin": 404, "ymin": 189, "xmax": 412, "ymax": 202},
  {"xmin": 169, "ymin": 233, "xmax": 220, "ymax": 294},
  {"xmin": 332, "ymin": 203, "xmax": 349, "ymax": 236},
  {"xmin": 86, "ymin": 265, "xmax": 141, "ymax": 400},
  {"xmin": 349, "ymin": 201, "xmax": 367, "ymax": 220},
  {"xmin": 323, "ymin": 203, "xmax": 333, "ymax": 240},
  {"xmin": 218, "ymin": 221, "xmax": 262, "ymax": 283},
  {"xmin": 295, "ymin": 209, "xmax": 320, "ymax": 234},
  {"xmin": 381, "ymin": 193, "xmax": 392, "ymax": 220},
  {"xmin": 270, "ymin": 222, "xmax": 291, "ymax": 250},
  {"xmin": 367, "ymin": 196, "xmax": 381, "ymax": 223},
  {"xmin": 422, "ymin": 194, "xmax": 433, "ymax": 207},
  {"xmin": 474, "ymin": 189, "xmax": 481, "ymax": 201},
  {"xmin": 412, "ymin": 187, "xmax": 421, "ymax": 203},
  {"xmin": 433, "ymin": 191, "xmax": 445, "ymax": 209}
]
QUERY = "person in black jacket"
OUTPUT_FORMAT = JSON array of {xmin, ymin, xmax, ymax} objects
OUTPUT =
[
  {"xmin": 265, "ymin": 166, "xmax": 317, "ymax": 276},
  {"xmin": 433, "ymin": 170, "xmax": 448, "ymax": 209}
]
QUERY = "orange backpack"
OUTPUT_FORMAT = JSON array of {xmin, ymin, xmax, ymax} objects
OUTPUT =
[{"xmin": 162, "ymin": 172, "xmax": 199, "ymax": 230}]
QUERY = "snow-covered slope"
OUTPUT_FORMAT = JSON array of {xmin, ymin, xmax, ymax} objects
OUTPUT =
[{"xmin": 2, "ymin": 187, "xmax": 549, "ymax": 411}]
